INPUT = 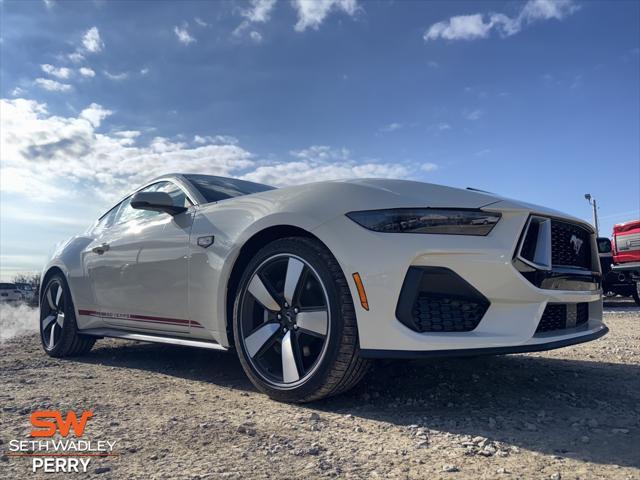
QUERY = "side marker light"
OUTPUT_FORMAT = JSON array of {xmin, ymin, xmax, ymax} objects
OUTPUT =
[{"xmin": 352, "ymin": 272, "xmax": 369, "ymax": 311}]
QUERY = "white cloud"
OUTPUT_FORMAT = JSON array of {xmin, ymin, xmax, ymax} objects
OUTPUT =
[
  {"xmin": 421, "ymin": 163, "xmax": 438, "ymax": 172},
  {"xmin": 290, "ymin": 145, "xmax": 351, "ymax": 162},
  {"xmin": 1, "ymin": 99, "xmax": 417, "ymax": 209},
  {"xmin": 424, "ymin": 0, "xmax": 578, "ymax": 42},
  {"xmin": 79, "ymin": 67, "xmax": 95, "ymax": 78},
  {"xmin": 241, "ymin": 144, "xmax": 412, "ymax": 187},
  {"xmin": 437, "ymin": 122, "xmax": 451, "ymax": 131},
  {"xmin": 194, "ymin": 135, "xmax": 239, "ymax": 145},
  {"xmin": 82, "ymin": 27, "xmax": 104, "ymax": 53},
  {"xmin": 194, "ymin": 17, "xmax": 208, "ymax": 27},
  {"xmin": 0, "ymin": 98, "xmax": 255, "ymax": 203},
  {"xmin": 103, "ymin": 71, "xmax": 129, "ymax": 81},
  {"xmin": 68, "ymin": 52, "xmax": 85, "ymax": 63},
  {"xmin": 33, "ymin": 78, "xmax": 72, "ymax": 92},
  {"xmin": 42, "ymin": 0, "xmax": 55, "ymax": 9},
  {"xmin": 379, "ymin": 122, "xmax": 403, "ymax": 133},
  {"xmin": 427, "ymin": 60, "xmax": 439, "ymax": 68},
  {"xmin": 140, "ymin": 67, "xmax": 149, "ymax": 75},
  {"xmin": 174, "ymin": 25, "xmax": 196, "ymax": 45},
  {"xmin": 80, "ymin": 103, "xmax": 112, "ymax": 127},
  {"xmin": 249, "ymin": 31, "xmax": 263, "ymax": 42},
  {"xmin": 65, "ymin": 27, "xmax": 103, "ymax": 64},
  {"xmin": 233, "ymin": 0, "xmax": 276, "ymax": 41},
  {"xmin": 41, "ymin": 64, "xmax": 72, "ymax": 79},
  {"xmin": 241, "ymin": 0, "xmax": 277, "ymax": 23},
  {"xmin": 234, "ymin": 0, "xmax": 359, "ymax": 39},
  {"xmin": 463, "ymin": 109, "xmax": 483, "ymax": 121},
  {"xmin": 11, "ymin": 87, "xmax": 26, "ymax": 97},
  {"xmin": 243, "ymin": 159, "xmax": 409, "ymax": 187},
  {"xmin": 292, "ymin": 0, "xmax": 359, "ymax": 32},
  {"xmin": 115, "ymin": 130, "xmax": 142, "ymax": 139},
  {"xmin": 425, "ymin": 14, "xmax": 493, "ymax": 41}
]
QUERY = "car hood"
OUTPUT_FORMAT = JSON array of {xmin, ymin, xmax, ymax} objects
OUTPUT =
[
  {"xmin": 208, "ymin": 178, "xmax": 592, "ymax": 232},
  {"xmin": 243, "ymin": 178, "xmax": 502, "ymax": 212}
]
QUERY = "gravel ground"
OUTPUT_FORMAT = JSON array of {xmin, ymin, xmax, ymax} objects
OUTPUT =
[{"xmin": 1, "ymin": 300, "xmax": 638, "ymax": 479}]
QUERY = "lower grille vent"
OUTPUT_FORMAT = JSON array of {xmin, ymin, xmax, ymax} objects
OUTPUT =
[
  {"xmin": 396, "ymin": 267, "xmax": 490, "ymax": 334},
  {"xmin": 536, "ymin": 303, "xmax": 589, "ymax": 333},
  {"xmin": 412, "ymin": 294, "xmax": 488, "ymax": 332}
]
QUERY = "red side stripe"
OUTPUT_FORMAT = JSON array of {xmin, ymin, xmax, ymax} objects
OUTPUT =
[{"xmin": 78, "ymin": 310, "xmax": 205, "ymax": 329}]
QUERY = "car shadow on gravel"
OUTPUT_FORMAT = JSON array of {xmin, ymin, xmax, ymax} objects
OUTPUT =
[
  {"xmin": 71, "ymin": 337, "xmax": 640, "ymax": 469},
  {"xmin": 603, "ymin": 298, "xmax": 640, "ymax": 312},
  {"xmin": 74, "ymin": 339, "xmax": 255, "ymax": 392},
  {"xmin": 319, "ymin": 354, "xmax": 640, "ymax": 469}
]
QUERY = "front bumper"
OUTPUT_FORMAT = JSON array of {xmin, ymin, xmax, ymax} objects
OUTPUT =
[
  {"xmin": 611, "ymin": 262, "xmax": 640, "ymax": 278},
  {"xmin": 360, "ymin": 325, "xmax": 609, "ymax": 358},
  {"xmin": 312, "ymin": 203, "xmax": 606, "ymax": 354}
]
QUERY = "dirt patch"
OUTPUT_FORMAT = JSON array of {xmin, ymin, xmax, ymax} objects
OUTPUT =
[{"xmin": 1, "ymin": 300, "xmax": 638, "ymax": 479}]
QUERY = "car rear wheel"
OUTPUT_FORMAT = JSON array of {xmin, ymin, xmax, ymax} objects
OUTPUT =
[
  {"xmin": 40, "ymin": 274, "xmax": 95, "ymax": 357},
  {"xmin": 233, "ymin": 237, "xmax": 369, "ymax": 402}
]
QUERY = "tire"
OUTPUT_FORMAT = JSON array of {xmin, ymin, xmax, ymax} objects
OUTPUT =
[
  {"xmin": 233, "ymin": 237, "xmax": 370, "ymax": 403},
  {"xmin": 633, "ymin": 282, "xmax": 640, "ymax": 307},
  {"xmin": 40, "ymin": 273, "xmax": 95, "ymax": 357}
]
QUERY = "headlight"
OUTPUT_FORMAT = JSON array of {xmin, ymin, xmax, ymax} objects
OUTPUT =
[{"xmin": 346, "ymin": 208, "xmax": 501, "ymax": 236}]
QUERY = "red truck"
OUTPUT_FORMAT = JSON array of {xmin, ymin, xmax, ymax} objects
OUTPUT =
[
  {"xmin": 612, "ymin": 220, "xmax": 640, "ymax": 266},
  {"xmin": 599, "ymin": 219, "xmax": 640, "ymax": 305}
]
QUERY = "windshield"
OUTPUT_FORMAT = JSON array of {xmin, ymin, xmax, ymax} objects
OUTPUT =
[{"xmin": 184, "ymin": 175, "xmax": 275, "ymax": 204}]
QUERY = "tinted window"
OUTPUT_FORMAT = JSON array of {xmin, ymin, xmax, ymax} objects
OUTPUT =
[
  {"xmin": 0, "ymin": 283, "xmax": 16, "ymax": 289},
  {"xmin": 184, "ymin": 174, "xmax": 274, "ymax": 204},
  {"xmin": 95, "ymin": 202, "xmax": 123, "ymax": 233},
  {"xmin": 156, "ymin": 181, "xmax": 192, "ymax": 209}
]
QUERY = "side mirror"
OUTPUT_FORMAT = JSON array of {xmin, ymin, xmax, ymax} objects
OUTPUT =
[
  {"xmin": 596, "ymin": 237, "xmax": 611, "ymax": 254},
  {"xmin": 130, "ymin": 191, "xmax": 187, "ymax": 216}
]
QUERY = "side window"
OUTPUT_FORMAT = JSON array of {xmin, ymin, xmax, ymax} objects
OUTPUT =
[
  {"xmin": 113, "ymin": 182, "xmax": 192, "ymax": 227},
  {"xmin": 94, "ymin": 202, "xmax": 123, "ymax": 233},
  {"xmin": 156, "ymin": 182, "xmax": 193, "ymax": 209}
]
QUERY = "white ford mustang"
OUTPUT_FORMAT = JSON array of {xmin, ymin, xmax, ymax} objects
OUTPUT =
[{"xmin": 40, "ymin": 174, "xmax": 607, "ymax": 402}]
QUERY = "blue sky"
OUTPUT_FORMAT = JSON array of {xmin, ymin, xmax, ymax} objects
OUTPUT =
[{"xmin": 1, "ymin": 0, "xmax": 639, "ymax": 279}]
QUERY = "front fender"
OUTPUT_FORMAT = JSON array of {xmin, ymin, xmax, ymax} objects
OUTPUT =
[{"xmin": 41, "ymin": 235, "xmax": 97, "ymax": 322}]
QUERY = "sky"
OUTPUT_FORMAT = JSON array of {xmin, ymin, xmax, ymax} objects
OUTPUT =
[{"xmin": 0, "ymin": 0, "xmax": 639, "ymax": 280}]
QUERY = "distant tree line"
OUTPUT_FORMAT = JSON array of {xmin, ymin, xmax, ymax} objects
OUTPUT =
[{"xmin": 10, "ymin": 273, "xmax": 41, "ymax": 307}]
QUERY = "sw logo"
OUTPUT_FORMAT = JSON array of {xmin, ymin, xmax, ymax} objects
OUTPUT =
[
  {"xmin": 30, "ymin": 410, "xmax": 94, "ymax": 437},
  {"xmin": 21, "ymin": 410, "xmax": 98, "ymax": 473}
]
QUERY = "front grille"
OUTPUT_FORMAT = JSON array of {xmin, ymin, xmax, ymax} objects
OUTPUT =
[
  {"xmin": 536, "ymin": 303, "xmax": 589, "ymax": 333},
  {"xmin": 412, "ymin": 294, "xmax": 487, "ymax": 332},
  {"xmin": 551, "ymin": 220, "xmax": 591, "ymax": 269},
  {"xmin": 616, "ymin": 232, "xmax": 640, "ymax": 251}
]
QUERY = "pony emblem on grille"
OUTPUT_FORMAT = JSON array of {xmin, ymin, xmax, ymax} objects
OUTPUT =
[{"xmin": 570, "ymin": 234, "xmax": 584, "ymax": 255}]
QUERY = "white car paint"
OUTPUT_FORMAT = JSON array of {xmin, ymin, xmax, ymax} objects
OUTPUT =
[{"xmin": 41, "ymin": 175, "xmax": 605, "ymax": 355}]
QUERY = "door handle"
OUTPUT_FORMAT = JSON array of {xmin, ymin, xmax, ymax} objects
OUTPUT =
[{"xmin": 92, "ymin": 243, "xmax": 110, "ymax": 255}]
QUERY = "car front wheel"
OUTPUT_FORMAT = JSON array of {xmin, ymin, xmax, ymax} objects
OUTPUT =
[{"xmin": 233, "ymin": 237, "xmax": 369, "ymax": 402}]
